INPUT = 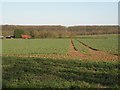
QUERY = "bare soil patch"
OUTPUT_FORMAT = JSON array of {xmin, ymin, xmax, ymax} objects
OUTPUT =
[{"xmin": 68, "ymin": 39, "xmax": 86, "ymax": 58}]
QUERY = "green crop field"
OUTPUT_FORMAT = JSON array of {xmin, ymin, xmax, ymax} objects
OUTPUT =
[
  {"xmin": 2, "ymin": 39, "xmax": 70, "ymax": 55},
  {"xmin": 77, "ymin": 34, "xmax": 118, "ymax": 55},
  {"xmin": 2, "ymin": 34, "xmax": 118, "ymax": 55},
  {"xmin": 2, "ymin": 34, "xmax": 119, "ymax": 88},
  {"xmin": 2, "ymin": 56, "xmax": 119, "ymax": 88}
]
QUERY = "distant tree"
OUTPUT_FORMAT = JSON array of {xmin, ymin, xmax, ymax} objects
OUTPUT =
[
  {"xmin": 14, "ymin": 29, "xmax": 24, "ymax": 38},
  {"xmin": 29, "ymin": 30, "xmax": 34, "ymax": 38},
  {"xmin": 2, "ymin": 25, "xmax": 119, "ymax": 37}
]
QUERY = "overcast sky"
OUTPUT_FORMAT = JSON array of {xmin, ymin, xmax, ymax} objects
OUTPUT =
[{"xmin": 1, "ymin": 1, "xmax": 118, "ymax": 26}]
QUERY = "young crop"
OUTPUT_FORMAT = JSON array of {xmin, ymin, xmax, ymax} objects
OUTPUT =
[
  {"xmin": 78, "ymin": 34, "xmax": 118, "ymax": 55},
  {"xmin": 2, "ymin": 39, "xmax": 70, "ymax": 55}
]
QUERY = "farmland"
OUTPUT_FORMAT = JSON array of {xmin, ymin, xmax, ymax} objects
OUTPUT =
[
  {"xmin": 2, "ymin": 56, "xmax": 119, "ymax": 88},
  {"xmin": 76, "ymin": 34, "xmax": 118, "ymax": 55},
  {"xmin": 2, "ymin": 39, "xmax": 70, "ymax": 55},
  {"xmin": 2, "ymin": 34, "xmax": 119, "ymax": 88}
]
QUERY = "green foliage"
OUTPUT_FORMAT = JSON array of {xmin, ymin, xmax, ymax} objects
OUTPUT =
[
  {"xmin": 29, "ymin": 30, "xmax": 34, "ymax": 38},
  {"xmin": 14, "ymin": 29, "xmax": 25, "ymax": 38},
  {"xmin": 2, "ymin": 56, "xmax": 119, "ymax": 88}
]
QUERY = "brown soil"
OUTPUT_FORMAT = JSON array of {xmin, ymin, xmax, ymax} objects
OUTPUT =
[
  {"xmin": 68, "ymin": 39, "xmax": 118, "ymax": 61},
  {"xmin": 87, "ymin": 49, "xmax": 118, "ymax": 61},
  {"xmin": 68, "ymin": 39, "xmax": 86, "ymax": 58}
]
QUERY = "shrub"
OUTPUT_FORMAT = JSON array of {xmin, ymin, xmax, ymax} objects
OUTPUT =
[{"xmin": 14, "ymin": 29, "xmax": 24, "ymax": 38}]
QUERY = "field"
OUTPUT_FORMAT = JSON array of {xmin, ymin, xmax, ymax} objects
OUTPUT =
[
  {"xmin": 2, "ymin": 56, "xmax": 119, "ymax": 88},
  {"xmin": 76, "ymin": 34, "xmax": 118, "ymax": 55},
  {"xmin": 2, "ymin": 39, "xmax": 70, "ymax": 54},
  {"xmin": 2, "ymin": 34, "xmax": 119, "ymax": 88}
]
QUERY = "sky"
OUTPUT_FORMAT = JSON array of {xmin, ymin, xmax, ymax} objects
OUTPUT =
[
  {"xmin": 1, "ymin": 1, "xmax": 119, "ymax": 26},
  {"xmin": 0, "ymin": 0, "xmax": 119, "ymax": 2}
]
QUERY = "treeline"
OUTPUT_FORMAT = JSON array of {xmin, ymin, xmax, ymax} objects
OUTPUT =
[{"xmin": 1, "ymin": 25, "xmax": 119, "ymax": 38}]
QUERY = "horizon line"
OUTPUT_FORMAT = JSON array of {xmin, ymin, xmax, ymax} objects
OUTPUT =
[{"xmin": 1, "ymin": 24, "xmax": 118, "ymax": 27}]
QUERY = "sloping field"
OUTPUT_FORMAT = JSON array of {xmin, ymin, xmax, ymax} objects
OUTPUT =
[{"xmin": 77, "ymin": 34, "xmax": 118, "ymax": 55}]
